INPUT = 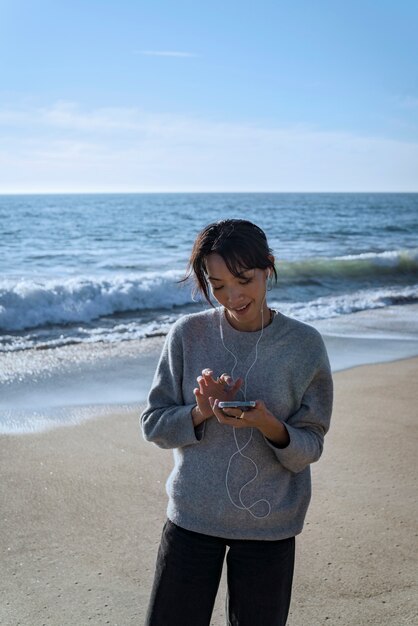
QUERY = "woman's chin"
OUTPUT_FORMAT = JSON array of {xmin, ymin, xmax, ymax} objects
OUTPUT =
[{"xmin": 225, "ymin": 303, "xmax": 264, "ymax": 331}]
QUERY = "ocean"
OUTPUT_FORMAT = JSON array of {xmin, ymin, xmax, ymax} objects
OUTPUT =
[{"xmin": 1, "ymin": 192, "xmax": 418, "ymax": 432}]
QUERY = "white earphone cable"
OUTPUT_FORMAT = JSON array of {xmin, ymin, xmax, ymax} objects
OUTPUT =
[{"xmin": 219, "ymin": 292, "xmax": 271, "ymax": 519}]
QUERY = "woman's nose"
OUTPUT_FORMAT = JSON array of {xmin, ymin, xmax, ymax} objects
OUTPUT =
[{"xmin": 225, "ymin": 284, "xmax": 243, "ymax": 304}]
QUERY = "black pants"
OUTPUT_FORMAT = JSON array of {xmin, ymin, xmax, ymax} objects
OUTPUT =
[{"xmin": 145, "ymin": 520, "xmax": 295, "ymax": 626}]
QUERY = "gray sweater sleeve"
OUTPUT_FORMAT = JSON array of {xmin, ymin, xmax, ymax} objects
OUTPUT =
[
  {"xmin": 265, "ymin": 341, "xmax": 333, "ymax": 474},
  {"xmin": 140, "ymin": 324, "xmax": 204, "ymax": 449}
]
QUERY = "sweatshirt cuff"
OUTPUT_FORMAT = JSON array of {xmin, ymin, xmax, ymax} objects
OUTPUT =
[
  {"xmin": 180, "ymin": 404, "xmax": 206, "ymax": 446},
  {"xmin": 265, "ymin": 423, "xmax": 310, "ymax": 474},
  {"xmin": 191, "ymin": 406, "xmax": 206, "ymax": 442}
]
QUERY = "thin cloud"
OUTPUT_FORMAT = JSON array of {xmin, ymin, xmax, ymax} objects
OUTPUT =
[
  {"xmin": 1, "ymin": 101, "xmax": 417, "ymax": 193},
  {"xmin": 136, "ymin": 50, "xmax": 197, "ymax": 58}
]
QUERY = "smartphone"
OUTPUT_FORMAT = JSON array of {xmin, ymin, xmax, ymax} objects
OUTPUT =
[{"xmin": 218, "ymin": 401, "xmax": 256, "ymax": 411}]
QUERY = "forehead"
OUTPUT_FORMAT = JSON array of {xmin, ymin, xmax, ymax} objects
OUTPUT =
[{"xmin": 204, "ymin": 253, "xmax": 252, "ymax": 278}]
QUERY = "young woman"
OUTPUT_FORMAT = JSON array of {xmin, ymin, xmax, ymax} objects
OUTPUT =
[{"xmin": 141, "ymin": 219, "xmax": 333, "ymax": 626}]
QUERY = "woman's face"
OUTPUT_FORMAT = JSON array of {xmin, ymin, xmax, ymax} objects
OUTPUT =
[{"xmin": 204, "ymin": 253, "xmax": 270, "ymax": 332}]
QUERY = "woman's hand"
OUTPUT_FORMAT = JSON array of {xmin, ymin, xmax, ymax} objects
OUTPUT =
[
  {"xmin": 209, "ymin": 398, "xmax": 290, "ymax": 448},
  {"xmin": 192, "ymin": 369, "xmax": 242, "ymax": 425}
]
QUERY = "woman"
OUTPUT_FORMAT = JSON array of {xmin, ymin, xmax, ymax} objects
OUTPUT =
[{"xmin": 141, "ymin": 219, "xmax": 333, "ymax": 626}]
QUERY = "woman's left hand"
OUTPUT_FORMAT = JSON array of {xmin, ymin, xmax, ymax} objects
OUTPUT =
[{"xmin": 209, "ymin": 397, "xmax": 290, "ymax": 447}]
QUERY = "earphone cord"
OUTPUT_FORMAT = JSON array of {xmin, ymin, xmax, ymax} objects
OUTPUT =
[{"xmin": 219, "ymin": 297, "xmax": 271, "ymax": 519}]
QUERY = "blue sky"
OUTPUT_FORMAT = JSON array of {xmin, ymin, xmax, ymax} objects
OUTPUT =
[{"xmin": 1, "ymin": 0, "xmax": 417, "ymax": 192}]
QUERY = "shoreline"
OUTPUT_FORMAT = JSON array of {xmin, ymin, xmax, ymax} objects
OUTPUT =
[
  {"xmin": 1, "ymin": 357, "xmax": 417, "ymax": 625},
  {"xmin": 1, "ymin": 302, "xmax": 418, "ymax": 435}
]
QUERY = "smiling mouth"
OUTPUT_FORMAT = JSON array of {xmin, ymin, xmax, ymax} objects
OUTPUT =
[{"xmin": 233, "ymin": 303, "xmax": 251, "ymax": 313}]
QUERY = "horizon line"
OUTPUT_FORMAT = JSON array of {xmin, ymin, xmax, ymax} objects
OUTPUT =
[{"xmin": 1, "ymin": 190, "xmax": 417, "ymax": 196}]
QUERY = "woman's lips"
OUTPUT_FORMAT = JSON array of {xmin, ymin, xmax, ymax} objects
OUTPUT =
[{"xmin": 231, "ymin": 302, "xmax": 251, "ymax": 315}]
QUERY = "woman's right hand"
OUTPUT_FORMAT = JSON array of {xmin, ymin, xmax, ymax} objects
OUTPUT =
[{"xmin": 192, "ymin": 369, "xmax": 242, "ymax": 424}]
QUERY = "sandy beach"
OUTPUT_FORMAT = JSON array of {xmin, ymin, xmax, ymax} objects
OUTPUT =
[{"xmin": 1, "ymin": 357, "xmax": 417, "ymax": 626}]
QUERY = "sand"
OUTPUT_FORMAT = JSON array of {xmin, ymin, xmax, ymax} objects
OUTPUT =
[{"xmin": 1, "ymin": 358, "xmax": 417, "ymax": 626}]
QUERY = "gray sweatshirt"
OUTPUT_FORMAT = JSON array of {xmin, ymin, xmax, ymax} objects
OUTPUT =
[{"xmin": 140, "ymin": 308, "xmax": 333, "ymax": 541}]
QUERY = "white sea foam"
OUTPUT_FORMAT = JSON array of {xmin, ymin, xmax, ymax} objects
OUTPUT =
[
  {"xmin": 1, "ymin": 249, "xmax": 417, "ymax": 335},
  {"xmin": 337, "ymin": 249, "xmax": 418, "ymax": 262},
  {"xmin": 272, "ymin": 284, "xmax": 418, "ymax": 322},
  {"xmin": 1, "ymin": 283, "xmax": 417, "ymax": 353},
  {"xmin": 0, "ymin": 269, "xmax": 190, "ymax": 332}
]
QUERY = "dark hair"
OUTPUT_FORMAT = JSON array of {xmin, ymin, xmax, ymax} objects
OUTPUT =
[{"xmin": 183, "ymin": 219, "xmax": 277, "ymax": 305}]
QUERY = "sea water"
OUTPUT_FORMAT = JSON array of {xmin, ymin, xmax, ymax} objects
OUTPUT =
[{"xmin": 1, "ymin": 193, "xmax": 418, "ymax": 432}]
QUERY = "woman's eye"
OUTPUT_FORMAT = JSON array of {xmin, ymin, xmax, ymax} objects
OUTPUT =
[{"xmin": 211, "ymin": 277, "xmax": 251, "ymax": 291}]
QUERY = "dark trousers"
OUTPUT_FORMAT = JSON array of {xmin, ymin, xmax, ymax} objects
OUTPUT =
[{"xmin": 145, "ymin": 520, "xmax": 295, "ymax": 626}]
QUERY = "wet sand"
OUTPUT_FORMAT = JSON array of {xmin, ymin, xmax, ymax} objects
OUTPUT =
[
  {"xmin": 1, "ymin": 358, "xmax": 417, "ymax": 625},
  {"xmin": 2, "ymin": 303, "xmax": 418, "ymax": 435}
]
